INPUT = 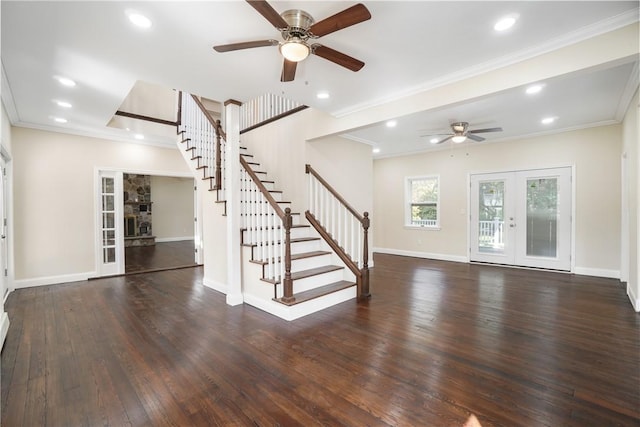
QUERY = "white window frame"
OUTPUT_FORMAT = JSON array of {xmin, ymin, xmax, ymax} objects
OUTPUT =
[{"xmin": 405, "ymin": 175, "xmax": 440, "ymax": 229}]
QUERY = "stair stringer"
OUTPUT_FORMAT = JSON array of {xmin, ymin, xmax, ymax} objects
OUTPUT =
[{"xmin": 175, "ymin": 134, "xmax": 229, "ymax": 295}]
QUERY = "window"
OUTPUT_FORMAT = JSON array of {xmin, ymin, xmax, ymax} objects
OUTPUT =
[{"xmin": 406, "ymin": 176, "xmax": 439, "ymax": 228}]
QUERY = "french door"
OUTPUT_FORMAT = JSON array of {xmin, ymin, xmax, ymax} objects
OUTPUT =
[
  {"xmin": 96, "ymin": 171, "xmax": 124, "ymax": 276},
  {"xmin": 470, "ymin": 167, "xmax": 572, "ymax": 271}
]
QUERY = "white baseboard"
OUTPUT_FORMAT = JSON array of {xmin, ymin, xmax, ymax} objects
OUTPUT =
[
  {"xmin": 627, "ymin": 283, "xmax": 640, "ymax": 312},
  {"xmin": 203, "ymin": 277, "xmax": 227, "ymax": 294},
  {"xmin": 0, "ymin": 312, "xmax": 9, "ymax": 351},
  {"xmin": 574, "ymin": 267, "xmax": 620, "ymax": 279},
  {"xmin": 244, "ymin": 286, "xmax": 357, "ymax": 321},
  {"xmin": 155, "ymin": 236, "xmax": 194, "ymax": 243},
  {"xmin": 226, "ymin": 293, "xmax": 244, "ymax": 306},
  {"xmin": 373, "ymin": 247, "xmax": 468, "ymax": 264},
  {"xmin": 14, "ymin": 271, "xmax": 95, "ymax": 289}
]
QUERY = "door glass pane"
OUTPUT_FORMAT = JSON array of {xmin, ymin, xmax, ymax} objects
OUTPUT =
[
  {"xmin": 102, "ymin": 195, "xmax": 114, "ymax": 211},
  {"xmin": 478, "ymin": 181, "xmax": 504, "ymax": 253},
  {"xmin": 103, "ymin": 247, "xmax": 115, "ymax": 263},
  {"xmin": 102, "ymin": 177, "xmax": 114, "ymax": 193},
  {"xmin": 103, "ymin": 213, "xmax": 115, "ymax": 229},
  {"xmin": 526, "ymin": 178, "xmax": 558, "ymax": 257}
]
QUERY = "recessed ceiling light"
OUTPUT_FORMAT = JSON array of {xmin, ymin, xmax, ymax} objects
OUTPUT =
[
  {"xmin": 53, "ymin": 117, "xmax": 68, "ymax": 124},
  {"xmin": 541, "ymin": 117, "xmax": 556, "ymax": 125},
  {"xmin": 127, "ymin": 11, "xmax": 152, "ymax": 29},
  {"xmin": 56, "ymin": 77, "xmax": 76, "ymax": 87},
  {"xmin": 386, "ymin": 120, "xmax": 397, "ymax": 128},
  {"xmin": 372, "ymin": 148, "xmax": 380, "ymax": 154},
  {"xmin": 134, "ymin": 134, "xmax": 145, "ymax": 140},
  {"xmin": 494, "ymin": 14, "xmax": 518, "ymax": 32},
  {"xmin": 526, "ymin": 84, "xmax": 544, "ymax": 95},
  {"xmin": 316, "ymin": 92, "xmax": 330, "ymax": 99},
  {"xmin": 430, "ymin": 138, "xmax": 439, "ymax": 144},
  {"xmin": 56, "ymin": 101, "xmax": 72, "ymax": 108}
]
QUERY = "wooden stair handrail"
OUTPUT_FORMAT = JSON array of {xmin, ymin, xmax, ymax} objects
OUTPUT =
[
  {"xmin": 190, "ymin": 94, "xmax": 227, "ymax": 140},
  {"xmin": 305, "ymin": 164, "xmax": 364, "ymax": 224},
  {"xmin": 240, "ymin": 155, "xmax": 294, "ymax": 302},
  {"xmin": 306, "ymin": 211, "xmax": 361, "ymax": 279},
  {"xmin": 305, "ymin": 164, "xmax": 370, "ymax": 299},
  {"xmin": 240, "ymin": 156, "xmax": 285, "ymax": 219}
]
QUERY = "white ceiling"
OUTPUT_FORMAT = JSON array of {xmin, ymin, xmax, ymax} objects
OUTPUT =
[{"xmin": 1, "ymin": 1, "xmax": 639, "ymax": 155}]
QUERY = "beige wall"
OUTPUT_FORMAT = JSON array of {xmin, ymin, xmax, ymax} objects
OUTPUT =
[
  {"xmin": 373, "ymin": 124, "xmax": 622, "ymax": 275},
  {"xmin": 12, "ymin": 127, "xmax": 190, "ymax": 282},
  {"xmin": 150, "ymin": 175, "xmax": 194, "ymax": 240},
  {"xmin": 622, "ymin": 89, "xmax": 639, "ymax": 309}
]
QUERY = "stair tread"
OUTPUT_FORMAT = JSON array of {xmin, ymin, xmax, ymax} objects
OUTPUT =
[
  {"xmin": 249, "ymin": 250, "xmax": 332, "ymax": 266},
  {"xmin": 241, "ymin": 224, "xmax": 309, "ymax": 231},
  {"xmin": 260, "ymin": 264, "xmax": 344, "ymax": 284},
  {"xmin": 274, "ymin": 280, "xmax": 356, "ymax": 306}
]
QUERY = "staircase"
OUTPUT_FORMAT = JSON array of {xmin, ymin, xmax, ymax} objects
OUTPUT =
[
  {"xmin": 238, "ymin": 151, "xmax": 357, "ymax": 319},
  {"xmin": 177, "ymin": 92, "xmax": 367, "ymax": 320}
]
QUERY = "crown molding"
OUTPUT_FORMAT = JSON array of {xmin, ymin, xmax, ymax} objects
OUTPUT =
[
  {"xmin": 615, "ymin": 61, "xmax": 639, "ymax": 121},
  {"xmin": 333, "ymin": 10, "xmax": 640, "ymax": 118},
  {"xmin": 1, "ymin": 61, "xmax": 19, "ymax": 124},
  {"xmin": 12, "ymin": 120, "xmax": 177, "ymax": 149}
]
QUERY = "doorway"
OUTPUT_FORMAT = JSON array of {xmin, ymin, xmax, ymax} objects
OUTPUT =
[
  {"xmin": 469, "ymin": 167, "xmax": 572, "ymax": 271},
  {"xmin": 95, "ymin": 170, "xmax": 200, "ymax": 277}
]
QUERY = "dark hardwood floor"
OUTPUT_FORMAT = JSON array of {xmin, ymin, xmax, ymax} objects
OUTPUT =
[
  {"xmin": 2, "ymin": 254, "xmax": 638, "ymax": 426},
  {"xmin": 125, "ymin": 240, "xmax": 198, "ymax": 273}
]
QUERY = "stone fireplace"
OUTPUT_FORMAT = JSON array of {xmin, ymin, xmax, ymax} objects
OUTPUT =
[{"xmin": 123, "ymin": 174, "xmax": 155, "ymax": 247}]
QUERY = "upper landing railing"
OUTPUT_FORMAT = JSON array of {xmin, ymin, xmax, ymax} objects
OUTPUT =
[{"xmin": 240, "ymin": 93, "xmax": 307, "ymax": 133}]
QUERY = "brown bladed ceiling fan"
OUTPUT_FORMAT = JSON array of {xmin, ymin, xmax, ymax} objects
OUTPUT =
[
  {"xmin": 213, "ymin": 0, "xmax": 371, "ymax": 82},
  {"xmin": 425, "ymin": 122, "xmax": 503, "ymax": 144}
]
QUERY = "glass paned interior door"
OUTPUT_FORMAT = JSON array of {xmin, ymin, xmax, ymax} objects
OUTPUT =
[
  {"xmin": 526, "ymin": 177, "xmax": 558, "ymax": 257},
  {"xmin": 478, "ymin": 180, "xmax": 505, "ymax": 254},
  {"xmin": 101, "ymin": 177, "xmax": 116, "ymax": 265}
]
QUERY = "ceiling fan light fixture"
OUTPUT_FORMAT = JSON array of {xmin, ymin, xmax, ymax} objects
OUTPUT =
[
  {"xmin": 430, "ymin": 138, "xmax": 439, "ymax": 144},
  {"xmin": 279, "ymin": 39, "xmax": 310, "ymax": 62},
  {"xmin": 452, "ymin": 135, "xmax": 467, "ymax": 143}
]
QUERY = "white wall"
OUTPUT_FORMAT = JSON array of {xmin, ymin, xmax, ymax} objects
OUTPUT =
[
  {"xmin": 150, "ymin": 175, "xmax": 194, "ymax": 241},
  {"xmin": 622, "ymin": 89, "xmax": 639, "ymax": 310},
  {"xmin": 12, "ymin": 127, "xmax": 190, "ymax": 284},
  {"xmin": 373, "ymin": 124, "xmax": 622, "ymax": 276}
]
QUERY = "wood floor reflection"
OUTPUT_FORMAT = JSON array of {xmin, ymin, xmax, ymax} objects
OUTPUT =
[
  {"xmin": 125, "ymin": 239, "xmax": 197, "ymax": 273},
  {"xmin": 2, "ymin": 254, "xmax": 638, "ymax": 426}
]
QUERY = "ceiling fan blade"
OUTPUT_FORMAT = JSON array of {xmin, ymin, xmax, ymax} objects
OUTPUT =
[
  {"xmin": 213, "ymin": 39, "xmax": 278, "ymax": 53},
  {"xmin": 434, "ymin": 136, "xmax": 453, "ymax": 144},
  {"xmin": 469, "ymin": 127, "xmax": 503, "ymax": 134},
  {"xmin": 467, "ymin": 133, "xmax": 485, "ymax": 142},
  {"xmin": 246, "ymin": 0, "xmax": 288, "ymax": 28},
  {"xmin": 309, "ymin": 3, "xmax": 371, "ymax": 37},
  {"xmin": 281, "ymin": 59, "xmax": 297, "ymax": 82},
  {"xmin": 312, "ymin": 44, "xmax": 364, "ymax": 71}
]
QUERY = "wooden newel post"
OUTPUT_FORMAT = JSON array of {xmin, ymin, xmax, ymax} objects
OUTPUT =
[
  {"xmin": 215, "ymin": 120, "xmax": 222, "ymax": 190},
  {"xmin": 360, "ymin": 212, "xmax": 371, "ymax": 299},
  {"xmin": 281, "ymin": 208, "xmax": 295, "ymax": 303}
]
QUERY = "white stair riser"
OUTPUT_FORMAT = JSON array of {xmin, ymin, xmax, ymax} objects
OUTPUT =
[
  {"xmin": 251, "ymin": 239, "xmax": 321, "ymax": 261},
  {"xmin": 293, "ymin": 269, "xmax": 345, "ymax": 293},
  {"xmin": 252, "ymin": 254, "xmax": 333, "ymax": 280},
  {"xmin": 242, "ymin": 227, "xmax": 310, "ymax": 244},
  {"xmin": 291, "ymin": 254, "xmax": 332, "ymax": 272}
]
